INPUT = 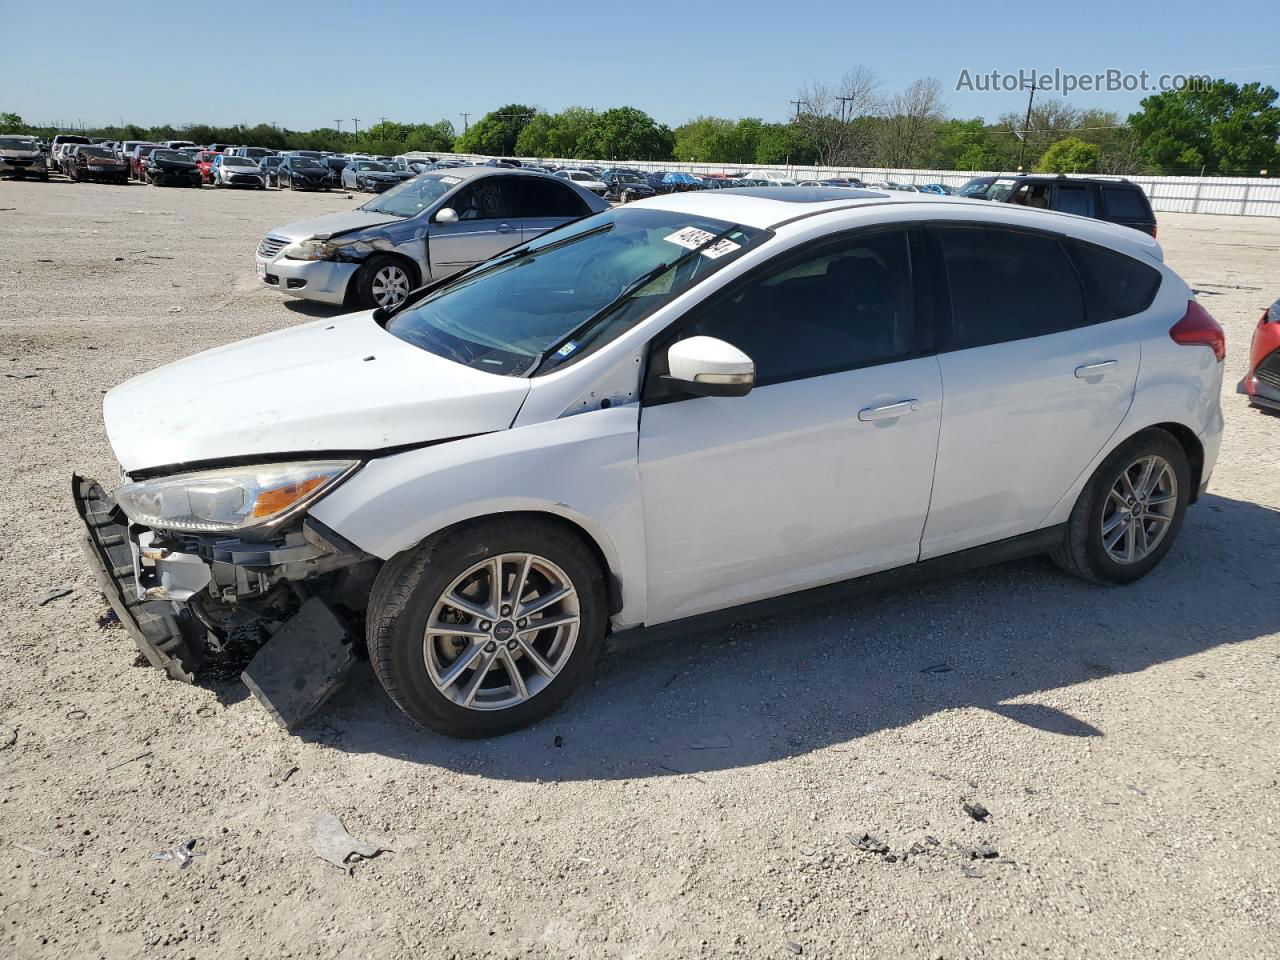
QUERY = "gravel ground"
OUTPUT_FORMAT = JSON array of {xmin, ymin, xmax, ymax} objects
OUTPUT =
[{"xmin": 1, "ymin": 177, "xmax": 1278, "ymax": 960}]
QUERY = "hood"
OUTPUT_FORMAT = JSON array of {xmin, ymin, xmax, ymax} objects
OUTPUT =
[
  {"xmin": 104, "ymin": 311, "xmax": 530, "ymax": 473},
  {"xmin": 0, "ymin": 147, "xmax": 40, "ymax": 158},
  {"xmin": 268, "ymin": 209, "xmax": 404, "ymax": 242},
  {"xmin": 153, "ymin": 157, "xmax": 197, "ymax": 169}
]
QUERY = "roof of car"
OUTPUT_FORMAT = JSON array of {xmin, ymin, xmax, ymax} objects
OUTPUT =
[{"xmin": 634, "ymin": 188, "xmax": 1163, "ymax": 260}]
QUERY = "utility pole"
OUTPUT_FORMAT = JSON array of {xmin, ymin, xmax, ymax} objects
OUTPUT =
[
  {"xmin": 334, "ymin": 119, "xmax": 342, "ymax": 134},
  {"xmin": 789, "ymin": 99, "xmax": 804, "ymax": 121},
  {"xmin": 460, "ymin": 112, "xmax": 470, "ymax": 133},
  {"xmin": 1017, "ymin": 82, "xmax": 1036, "ymax": 172},
  {"xmin": 380, "ymin": 116, "xmax": 387, "ymax": 128},
  {"xmin": 352, "ymin": 118, "xmax": 360, "ymax": 136},
  {"xmin": 836, "ymin": 96, "xmax": 856, "ymax": 125}
]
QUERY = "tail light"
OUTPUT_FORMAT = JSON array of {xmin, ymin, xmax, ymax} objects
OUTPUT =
[{"xmin": 1170, "ymin": 300, "xmax": 1225, "ymax": 361}]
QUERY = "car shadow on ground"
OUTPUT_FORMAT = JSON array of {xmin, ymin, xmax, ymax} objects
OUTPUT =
[
  {"xmin": 304, "ymin": 492, "xmax": 1280, "ymax": 780},
  {"xmin": 282, "ymin": 300, "xmax": 349, "ymax": 319}
]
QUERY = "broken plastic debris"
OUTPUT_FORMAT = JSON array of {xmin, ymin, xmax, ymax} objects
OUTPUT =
[
  {"xmin": 963, "ymin": 801, "xmax": 991, "ymax": 822},
  {"xmin": 849, "ymin": 832, "xmax": 890, "ymax": 855},
  {"xmin": 152, "ymin": 838, "xmax": 205, "ymax": 869},
  {"xmin": 308, "ymin": 814, "xmax": 384, "ymax": 871},
  {"xmin": 34, "ymin": 586, "xmax": 73, "ymax": 606}
]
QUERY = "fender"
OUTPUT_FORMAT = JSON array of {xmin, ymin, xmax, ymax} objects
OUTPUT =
[{"xmin": 309, "ymin": 405, "xmax": 648, "ymax": 627}]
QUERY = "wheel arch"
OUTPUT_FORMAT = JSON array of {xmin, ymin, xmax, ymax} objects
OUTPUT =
[
  {"xmin": 402, "ymin": 508, "xmax": 624, "ymax": 617},
  {"xmin": 1149, "ymin": 421, "xmax": 1204, "ymax": 503},
  {"xmin": 344, "ymin": 251, "xmax": 422, "ymax": 307}
]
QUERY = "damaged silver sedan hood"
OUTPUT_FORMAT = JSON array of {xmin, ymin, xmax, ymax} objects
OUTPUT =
[
  {"xmin": 104, "ymin": 311, "xmax": 530, "ymax": 473},
  {"xmin": 267, "ymin": 209, "xmax": 406, "ymax": 242}
]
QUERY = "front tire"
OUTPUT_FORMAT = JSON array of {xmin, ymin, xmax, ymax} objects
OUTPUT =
[
  {"xmin": 354, "ymin": 255, "xmax": 415, "ymax": 310},
  {"xmin": 368, "ymin": 517, "xmax": 607, "ymax": 738},
  {"xmin": 1052, "ymin": 428, "xmax": 1191, "ymax": 585}
]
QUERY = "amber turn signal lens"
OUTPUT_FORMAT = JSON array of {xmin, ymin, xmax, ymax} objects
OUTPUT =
[{"xmin": 250, "ymin": 475, "xmax": 328, "ymax": 517}]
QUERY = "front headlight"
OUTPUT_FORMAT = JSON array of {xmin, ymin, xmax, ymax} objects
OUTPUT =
[
  {"xmin": 115, "ymin": 460, "xmax": 358, "ymax": 534},
  {"xmin": 281, "ymin": 238, "xmax": 331, "ymax": 261}
]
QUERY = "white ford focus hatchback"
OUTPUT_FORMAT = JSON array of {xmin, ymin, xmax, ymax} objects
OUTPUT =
[{"xmin": 75, "ymin": 187, "xmax": 1225, "ymax": 738}]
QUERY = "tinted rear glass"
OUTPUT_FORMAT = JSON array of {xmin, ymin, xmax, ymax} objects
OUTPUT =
[
  {"xmin": 1100, "ymin": 186, "xmax": 1152, "ymax": 219},
  {"xmin": 937, "ymin": 226, "xmax": 1087, "ymax": 348},
  {"xmin": 1070, "ymin": 242, "xmax": 1161, "ymax": 320}
]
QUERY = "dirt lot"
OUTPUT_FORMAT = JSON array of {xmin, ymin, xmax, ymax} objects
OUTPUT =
[{"xmin": 0, "ymin": 177, "xmax": 1277, "ymax": 960}]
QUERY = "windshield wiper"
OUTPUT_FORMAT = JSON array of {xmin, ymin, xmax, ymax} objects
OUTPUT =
[{"xmin": 531, "ymin": 223, "xmax": 743, "ymax": 375}]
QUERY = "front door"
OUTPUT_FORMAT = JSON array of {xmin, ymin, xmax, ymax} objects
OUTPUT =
[
  {"xmin": 637, "ymin": 226, "xmax": 942, "ymax": 623},
  {"xmin": 428, "ymin": 177, "xmax": 522, "ymax": 276}
]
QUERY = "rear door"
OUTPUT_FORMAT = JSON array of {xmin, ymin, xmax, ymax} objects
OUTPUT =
[
  {"xmin": 919, "ymin": 223, "xmax": 1140, "ymax": 558},
  {"xmin": 427, "ymin": 176, "xmax": 522, "ymax": 275},
  {"xmin": 1053, "ymin": 181, "xmax": 1096, "ymax": 218},
  {"xmin": 519, "ymin": 177, "xmax": 594, "ymax": 243}
]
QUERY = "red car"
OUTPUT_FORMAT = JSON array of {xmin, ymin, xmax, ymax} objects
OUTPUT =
[
  {"xmin": 195, "ymin": 150, "xmax": 221, "ymax": 185},
  {"xmin": 1238, "ymin": 298, "xmax": 1280, "ymax": 414}
]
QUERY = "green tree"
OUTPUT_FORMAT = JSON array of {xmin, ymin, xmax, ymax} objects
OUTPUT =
[
  {"xmin": 929, "ymin": 118, "xmax": 1018, "ymax": 171},
  {"xmin": 513, "ymin": 107, "xmax": 594, "ymax": 158},
  {"xmin": 1128, "ymin": 80, "xmax": 1280, "ymax": 174},
  {"xmin": 577, "ymin": 107, "xmax": 673, "ymax": 161},
  {"xmin": 754, "ymin": 123, "xmax": 817, "ymax": 165},
  {"xmin": 455, "ymin": 104, "xmax": 536, "ymax": 156},
  {"xmin": 1, "ymin": 112, "xmax": 27, "ymax": 133},
  {"xmin": 1036, "ymin": 136, "xmax": 1101, "ymax": 173}
]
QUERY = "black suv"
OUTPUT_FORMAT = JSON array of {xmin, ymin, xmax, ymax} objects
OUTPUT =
[{"xmin": 957, "ymin": 175, "xmax": 1157, "ymax": 237}]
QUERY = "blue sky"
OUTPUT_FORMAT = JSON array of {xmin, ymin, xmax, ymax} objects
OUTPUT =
[{"xmin": 7, "ymin": 0, "xmax": 1278, "ymax": 131}]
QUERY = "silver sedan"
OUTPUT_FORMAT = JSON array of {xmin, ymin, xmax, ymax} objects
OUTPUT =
[{"xmin": 255, "ymin": 168, "xmax": 610, "ymax": 310}]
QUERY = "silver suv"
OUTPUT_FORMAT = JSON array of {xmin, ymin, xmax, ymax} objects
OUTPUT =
[{"xmin": 0, "ymin": 135, "xmax": 49, "ymax": 181}]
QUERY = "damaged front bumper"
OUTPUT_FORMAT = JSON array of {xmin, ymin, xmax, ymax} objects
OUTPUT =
[{"xmin": 72, "ymin": 474, "xmax": 377, "ymax": 725}]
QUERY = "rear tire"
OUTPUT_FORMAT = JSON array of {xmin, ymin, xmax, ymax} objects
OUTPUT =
[
  {"xmin": 367, "ymin": 517, "xmax": 607, "ymax": 738},
  {"xmin": 1052, "ymin": 428, "xmax": 1190, "ymax": 585}
]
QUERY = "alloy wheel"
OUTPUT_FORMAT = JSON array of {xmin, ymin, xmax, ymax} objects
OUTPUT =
[
  {"xmin": 370, "ymin": 264, "xmax": 410, "ymax": 307},
  {"xmin": 1100, "ymin": 455, "xmax": 1178, "ymax": 564},
  {"xmin": 423, "ymin": 553, "xmax": 580, "ymax": 711}
]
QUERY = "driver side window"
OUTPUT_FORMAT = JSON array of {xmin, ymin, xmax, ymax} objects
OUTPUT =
[
  {"xmin": 450, "ymin": 179, "xmax": 519, "ymax": 221},
  {"xmin": 645, "ymin": 227, "xmax": 927, "ymax": 401}
]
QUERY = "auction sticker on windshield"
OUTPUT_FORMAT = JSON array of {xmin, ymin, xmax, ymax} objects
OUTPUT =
[
  {"xmin": 440, "ymin": 176, "xmax": 462, "ymax": 185},
  {"xmin": 663, "ymin": 227, "xmax": 741, "ymax": 259}
]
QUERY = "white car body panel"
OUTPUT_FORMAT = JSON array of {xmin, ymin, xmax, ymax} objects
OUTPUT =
[
  {"xmin": 309, "ymin": 406, "xmax": 650, "ymax": 626},
  {"xmin": 920, "ymin": 322, "xmax": 1141, "ymax": 558},
  {"xmin": 105, "ymin": 312, "xmax": 528, "ymax": 473},
  {"xmin": 637, "ymin": 357, "xmax": 943, "ymax": 622}
]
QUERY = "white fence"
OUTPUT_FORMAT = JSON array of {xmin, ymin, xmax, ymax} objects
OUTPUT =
[{"xmin": 407, "ymin": 151, "xmax": 1280, "ymax": 218}]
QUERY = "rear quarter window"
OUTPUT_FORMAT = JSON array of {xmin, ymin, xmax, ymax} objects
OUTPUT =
[
  {"xmin": 1100, "ymin": 186, "xmax": 1152, "ymax": 219},
  {"xmin": 1069, "ymin": 241, "xmax": 1162, "ymax": 320}
]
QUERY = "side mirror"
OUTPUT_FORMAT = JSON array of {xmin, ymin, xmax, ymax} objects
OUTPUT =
[
  {"xmin": 435, "ymin": 207, "xmax": 459, "ymax": 224},
  {"xmin": 665, "ymin": 336, "xmax": 755, "ymax": 398}
]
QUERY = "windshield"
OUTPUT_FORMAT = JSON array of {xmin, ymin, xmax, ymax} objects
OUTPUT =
[
  {"xmin": 291, "ymin": 157, "xmax": 324, "ymax": 168},
  {"xmin": 225, "ymin": 157, "xmax": 256, "ymax": 167},
  {"xmin": 361, "ymin": 173, "xmax": 456, "ymax": 217},
  {"xmin": 80, "ymin": 147, "xmax": 115, "ymax": 159},
  {"xmin": 387, "ymin": 208, "xmax": 769, "ymax": 377},
  {"xmin": 153, "ymin": 150, "xmax": 188, "ymax": 162},
  {"xmin": 0, "ymin": 137, "xmax": 36, "ymax": 150},
  {"xmin": 357, "ymin": 162, "xmax": 389, "ymax": 172}
]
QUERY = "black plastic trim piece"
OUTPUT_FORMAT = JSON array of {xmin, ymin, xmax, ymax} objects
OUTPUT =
[{"xmin": 617, "ymin": 525, "xmax": 1067, "ymax": 645}]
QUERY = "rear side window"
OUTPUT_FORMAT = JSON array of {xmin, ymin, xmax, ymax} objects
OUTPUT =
[
  {"xmin": 1055, "ymin": 184, "xmax": 1094, "ymax": 217},
  {"xmin": 521, "ymin": 178, "xmax": 591, "ymax": 218},
  {"xmin": 936, "ymin": 225, "xmax": 1087, "ymax": 349},
  {"xmin": 1100, "ymin": 186, "xmax": 1151, "ymax": 219},
  {"xmin": 1070, "ymin": 242, "xmax": 1162, "ymax": 319}
]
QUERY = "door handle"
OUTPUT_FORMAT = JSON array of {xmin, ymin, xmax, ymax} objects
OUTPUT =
[
  {"xmin": 858, "ymin": 400, "xmax": 920, "ymax": 422},
  {"xmin": 1074, "ymin": 360, "xmax": 1118, "ymax": 378}
]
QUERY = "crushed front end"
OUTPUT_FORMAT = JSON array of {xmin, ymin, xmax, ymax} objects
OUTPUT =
[{"xmin": 72, "ymin": 470, "xmax": 379, "ymax": 725}]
